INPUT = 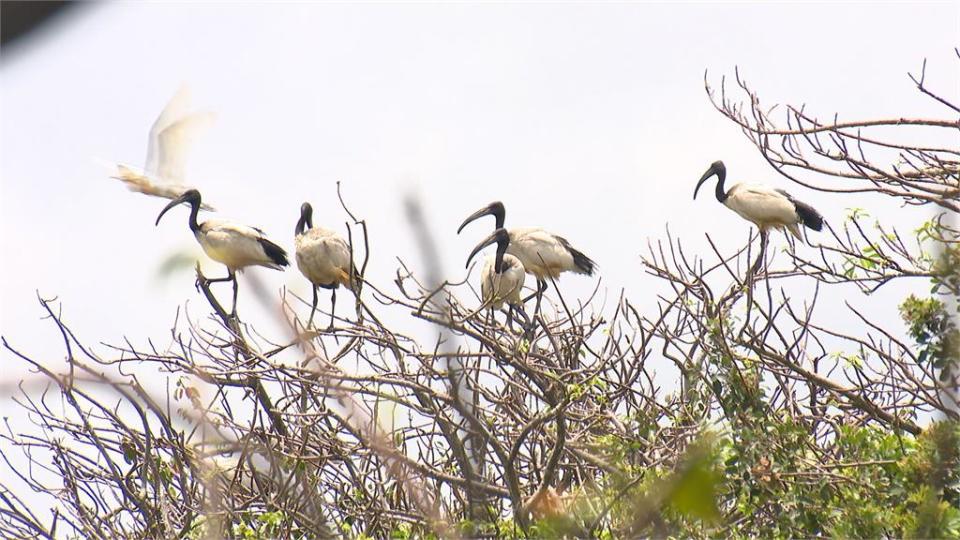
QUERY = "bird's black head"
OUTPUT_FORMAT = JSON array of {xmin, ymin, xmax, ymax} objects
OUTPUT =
[
  {"xmin": 296, "ymin": 202, "xmax": 314, "ymax": 236},
  {"xmin": 693, "ymin": 160, "xmax": 727, "ymax": 201},
  {"xmin": 457, "ymin": 201, "xmax": 506, "ymax": 234},
  {"xmin": 465, "ymin": 227, "xmax": 510, "ymax": 269},
  {"xmin": 155, "ymin": 189, "xmax": 203, "ymax": 227}
]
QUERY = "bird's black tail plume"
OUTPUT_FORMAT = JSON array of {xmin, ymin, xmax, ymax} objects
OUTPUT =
[
  {"xmin": 571, "ymin": 247, "xmax": 597, "ymax": 275},
  {"xmin": 258, "ymin": 238, "xmax": 290, "ymax": 267},
  {"xmin": 794, "ymin": 200, "xmax": 824, "ymax": 231},
  {"xmin": 558, "ymin": 237, "xmax": 596, "ymax": 276}
]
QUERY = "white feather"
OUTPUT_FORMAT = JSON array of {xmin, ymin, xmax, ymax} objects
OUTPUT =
[
  {"xmin": 295, "ymin": 227, "xmax": 354, "ymax": 289},
  {"xmin": 153, "ymin": 111, "xmax": 216, "ymax": 184},
  {"xmin": 110, "ymin": 86, "xmax": 215, "ymax": 208},
  {"xmin": 198, "ymin": 219, "xmax": 283, "ymax": 271},
  {"xmin": 507, "ymin": 227, "xmax": 577, "ymax": 279},
  {"xmin": 145, "ymin": 85, "xmax": 193, "ymax": 176},
  {"xmin": 724, "ymin": 184, "xmax": 801, "ymax": 235},
  {"xmin": 480, "ymin": 254, "xmax": 525, "ymax": 309}
]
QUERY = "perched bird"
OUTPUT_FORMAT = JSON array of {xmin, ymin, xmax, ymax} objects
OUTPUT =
[
  {"xmin": 155, "ymin": 189, "xmax": 288, "ymax": 316},
  {"xmin": 294, "ymin": 202, "xmax": 358, "ymax": 329},
  {"xmin": 457, "ymin": 201, "xmax": 596, "ymax": 302},
  {"xmin": 694, "ymin": 160, "xmax": 824, "ymax": 273},
  {"xmin": 465, "ymin": 228, "xmax": 527, "ymax": 323},
  {"xmin": 111, "ymin": 86, "xmax": 216, "ymax": 210}
]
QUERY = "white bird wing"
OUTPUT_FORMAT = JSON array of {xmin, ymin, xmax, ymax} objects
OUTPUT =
[
  {"xmin": 200, "ymin": 220, "xmax": 286, "ymax": 270},
  {"xmin": 110, "ymin": 163, "xmax": 216, "ymax": 210},
  {"xmin": 204, "ymin": 219, "xmax": 269, "ymax": 240},
  {"xmin": 154, "ymin": 111, "xmax": 216, "ymax": 184},
  {"xmin": 295, "ymin": 228, "xmax": 354, "ymax": 287},
  {"xmin": 498, "ymin": 255, "xmax": 525, "ymax": 304},
  {"xmin": 145, "ymin": 85, "xmax": 193, "ymax": 177},
  {"xmin": 316, "ymin": 232, "xmax": 353, "ymax": 272},
  {"xmin": 508, "ymin": 227, "xmax": 575, "ymax": 278},
  {"xmin": 481, "ymin": 255, "xmax": 525, "ymax": 308},
  {"xmin": 480, "ymin": 258, "xmax": 499, "ymax": 307},
  {"xmin": 726, "ymin": 184, "xmax": 798, "ymax": 226},
  {"xmin": 108, "ymin": 86, "xmax": 216, "ymax": 209}
]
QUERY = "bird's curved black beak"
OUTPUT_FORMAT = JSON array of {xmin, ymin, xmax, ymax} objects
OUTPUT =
[
  {"xmin": 155, "ymin": 192, "xmax": 191, "ymax": 226},
  {"xmin": 457, "ymin": 201, "xmax": 505, "ymax": 234},
  {"xmin": 465, "ymin": 228, "xmax": 507, "ymax": 269},
  {"xmin": 693, "ymin": 161, "xmax": 724, "ymax": 200}
]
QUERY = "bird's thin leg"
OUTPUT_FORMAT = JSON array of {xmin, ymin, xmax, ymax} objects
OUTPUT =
[
  {"xmin": 533, "ymin": 279, "xmax": 546, "ymax": 317},
  {"xmin": 751, "ymin": 230, "xmax": 769, "ymax": 275},
  {"xmin": 761, "ymin": 230, "xmax": 770, "ymax": 274},
  {"xmin": 229, "ymin": 272, "xmax": 239, "ymax": 317},
  {"xmin": 521, "ymin": 279, "xmax": 549, "ymax": 303},
  {"xmin": 523, "ymin": 279, "xmax": 546, "ymax": 336},
  {"xmin": 512, "ymin": 304, "xmax": 531, "ymax": 329},
  {"xmin": 505, "ymin": 305, "xmax": 514, "ymax": 331},
  {"xmin": 328, "ymin": 288, "xmax": 337, "ymax": 330},
  {"xmin": 307, "ymin": 286, "xmax": 318, "ymax": 328},
  {"xmin": 201, "ymin": 272, "xmax": 234, "ymax": 288}
]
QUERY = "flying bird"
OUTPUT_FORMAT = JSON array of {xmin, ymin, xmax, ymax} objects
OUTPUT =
[
  {"xmin": 465, "ymin": 227, "xmax": 527, "ymax": 325},
  {"xmin": 155, "ymin": 189, "xmax": 288, "ymax": 316},
  {"xmin": 111, "ymin": 86, "xmax": 216, "ymax": 210},
  {"xmin": 694, "ymin": 160, "xmax": 824, "ymax": 273},
  {"xmin": 457, "ymin": 201, "xmax": 596, "ymax": 304},
  {"xmin": 294, "ymin": 202, "xmax": 358, "ymax": 329}
]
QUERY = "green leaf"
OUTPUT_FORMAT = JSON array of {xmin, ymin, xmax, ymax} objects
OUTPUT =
[{"xmin": 670, "ymin": 456, "xmax": 721, "ymax": 523}]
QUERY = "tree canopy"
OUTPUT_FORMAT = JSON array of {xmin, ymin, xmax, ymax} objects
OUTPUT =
[{"xmin": 2, "ymin": 57, "xmax": 958, "ymax": 539}]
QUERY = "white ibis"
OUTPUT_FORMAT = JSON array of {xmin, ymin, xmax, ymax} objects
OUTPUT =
[
  {"xmin": 112, "ymin": 86, "xmax": 216, "ymax": 210},
  {"xmin": 457, "ymin": 202, "xmax": 596, "ymax": 302},
  {"xmin": 294, "ymin": 202, "xmax": 358, "ymax": 329},
  {"xmin": 465, "ymin": 228, "xmax": 527, "ymax": 324},
  {"xmin": 155, "ymin": 189, "xmax": 289, "ymax": 316},
  {"xmin": 694, "ymin": 160, "xmax": 824, "ymax": 273}
]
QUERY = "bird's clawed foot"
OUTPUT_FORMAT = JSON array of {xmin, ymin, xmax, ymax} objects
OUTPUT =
[
  {"xmin": 303, "ymin": 288, "xmax": 328, "ymax": 334},
  {"xmin": 511, "ymin": 306, "xmax": 536, "ymax": 339},
  {"xmin": 303, "ymin": 298, "xmax": 337, "ymax": 335},
  {"xmin": 194, "ymin": 264, "xmax": 208, "ymax": 291},
  {"xmin": 503, "ymin": 305, "xmax": 534, "ymax": 336}
]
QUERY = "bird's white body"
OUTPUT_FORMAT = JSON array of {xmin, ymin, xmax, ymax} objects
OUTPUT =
[
  {"xmin": 480, "ymin": 254, "xmax": 525, "ymax": 309},
  {"xmin": 506, "ymin": 227, "xmax": 587, "ymax": 279},
  {"xmin": 156, "ymin": 189, "xmax": 287, "ymax": 317},
  {"xmin": 111, "ymin": 86, "xmax": 215, "ymax": 208},
  {"xmin": 295, "ymin": 227, "xmax": 355, "ymax": 289},
  {"xmin": 196, "ymin": 219, "xmax": 285, "ymax": 272},
  {"xmin": 695, "ymin": 161, "xmax": 823, "ymax": 275},
  {"xmin": 724, "ymin": 184, "xmax": 805, "ymax": 239}
]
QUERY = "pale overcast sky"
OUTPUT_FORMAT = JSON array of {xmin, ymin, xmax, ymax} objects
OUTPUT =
[{"xmin": 1, "ymin": 3, "xmax": 958, "ymax": 382}]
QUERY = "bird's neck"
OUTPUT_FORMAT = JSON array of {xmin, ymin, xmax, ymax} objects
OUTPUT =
[
  {"xmin": 295, "ymin": 215, "xmax": 311, "ymax": 236},
  {"xmin": 492, "ymin": 206, "xmax": 506, "ymax": 229},
  {"xmin": 494, "ymin": 241, "xmax": 508, "ymax": 274},
  {"xmin": 187, "ymin": 200, "xmax": 201, "ymax": 233},
  {"xmin": 715, "ymin": 171, "xmax": 728, "ymax": 203}
]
